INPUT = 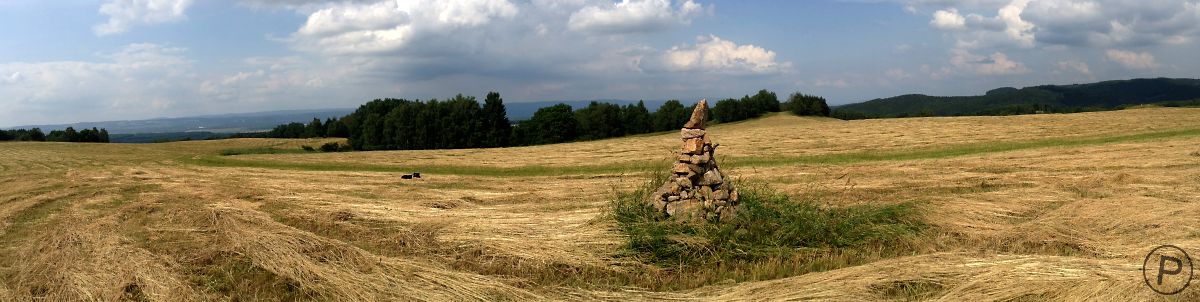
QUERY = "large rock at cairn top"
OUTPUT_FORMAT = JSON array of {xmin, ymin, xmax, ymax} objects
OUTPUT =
[{"xmin": 650, "ymin": 99, "xmax": 740, "ymax": 222}]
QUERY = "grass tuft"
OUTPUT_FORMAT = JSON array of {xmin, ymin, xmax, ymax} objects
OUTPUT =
[
  {"xmin": 218, "ymin": 147, "xmax": 311, "ymax": 156},
  {"xmin": 612, "ymin": 172, "xmax": 925, "ymax": 274}
]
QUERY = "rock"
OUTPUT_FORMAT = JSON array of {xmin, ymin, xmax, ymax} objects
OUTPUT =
[
  {"xmin": 675, "ymin": 177, "xmax": 693, "ymax": 189},
  {"xmin": 682, "ymin": 138, "xmax": 704, "ymax": 154},
  {"xmin": 652, "ymin": 182, "xmax": 672, "ymax": 197},
  {"xmin": 699, "ymin": 186, "xmax": 713, "ymax": 199},
  {"xmin": 673, "ymin": 163, "xmax": 691, "ymax": 174},
  {"xmin": 686, "ymin": 163, "xmax": 702, "ymax": 174},
  {"xmin": 681, "ymin": 128, "xmax": 706, "ymax": 139},
  {"xmin": 678, "ymin": 154, "xmax": 692, "ymax": 162},
  {"xmin": 674, "ymin": 199, "xmax": 704, "ymax": 221},
  {"xmin": 652, "ymin": 196, "xmax": 667, "ymax": 213},
  {"xmin": 683, "ymin": 99, "xmax": 708, "ymax": 129},
  {"xmin": 712, "ymin": 198, "xmax": 727, "ymax": 207},
  {"xmin": 730, "ymin": 189, "xmax": 739, "ymax": 202},
  {"xmin": 711, "ymin": 189, "xmax": 729, "ymax": 201},
  {"xmin": 665, "ymin": 201, "xmax": 682, "ymax": 217},
  {"xmin": 699, "ymin": 169, "xmax": 723, "ymax": 186},
  {"xmin": 719, "ymin": 205, "xmax": 739, "ymax": 221},
  {"xmin": 667, "ymin": 195, "xmax": 680, "ymax": 202}
]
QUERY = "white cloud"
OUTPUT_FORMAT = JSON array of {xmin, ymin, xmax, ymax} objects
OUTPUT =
[
  {"xmin": 646, "ymin": 35, "xmax": 789, "ymax": 74},
  {"xmin": 1105, "ymin": 49, "xmax": 1160, "ymax": 69},
  {"xmin": 0, "ymin": 44, "xmax": 194, "ymax": 125},
  {"xmin": 93, "ymin": 0, "xmax": 194, "ymax": 36},
  {"xmin": 930, "ymin": 8, "xmax": 966, "ymax": 30},
  {"xmin": 291, "ymin": 0, "xmax": 518, "ymax": 55},
  {"xmin": 567, "ymin": 0, "xmax": 705, "ymax": 34},
  {"xmin": 925, "ymin": 0, "xmax": 1200, "ymax": 48},
  {"xmin": 1024, "ymin": 0, "xmax": 1200, "ymax": 47},
  {"xmin": 1055, "ymin": 60, "xmax": 1092, "ymax": 75},
  {"xmin": 928, "ymin": 0, "xmax": 1033, "ymax": 49},
  {"xmin": 949, "ymin": 49, "xmax": 1029, "ymax": 75}
]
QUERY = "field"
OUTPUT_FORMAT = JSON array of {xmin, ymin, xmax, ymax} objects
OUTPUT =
[{"xmin": 3, "ymin": 107, "xmax": 1200, "ymax": 301}]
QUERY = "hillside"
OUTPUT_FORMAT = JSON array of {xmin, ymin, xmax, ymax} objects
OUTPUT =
[
  {"xmin": 3, "ymin": 108, "xmax": 1200, "ymax": 300},
  {"xmin": 837, "ymin": 78, "xmax": 1200, "ymax": 117}
]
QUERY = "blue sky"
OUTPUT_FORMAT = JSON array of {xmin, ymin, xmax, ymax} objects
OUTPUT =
[{"xmin": 2, "ymin": 0, "xmax": 1199, "ymax": 126}]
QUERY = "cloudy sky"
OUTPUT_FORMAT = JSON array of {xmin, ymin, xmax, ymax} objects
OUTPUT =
[{"xmin": 2, "ymin": 0, "xmax": 1199, "ymax": 126}]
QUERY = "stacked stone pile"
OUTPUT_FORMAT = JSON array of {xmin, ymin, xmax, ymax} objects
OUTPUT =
[{"xmin": 649, "ymin": 99, "xmax": 740, "ymax": 222}]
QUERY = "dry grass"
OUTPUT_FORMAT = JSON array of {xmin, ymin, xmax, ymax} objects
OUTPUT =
[{"xmin": 2, "ymin": 107, "xmax": 1200, "ymax": 300}]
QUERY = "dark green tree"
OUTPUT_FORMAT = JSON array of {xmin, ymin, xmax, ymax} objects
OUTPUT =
[
  {"xmin": 785, "ymin": 92, "xmax": 830, "ymax": 117},
  {"xmin": 28, "ymin": 128, "xmax": 45, "ymax": 141},
  {"xmin": 711, "ymin": 98, "xmax": 747, "ymax": 122},
  {"xmin": 575, "ymin": 101, "xmax": 624, "ymax": 140},
  {"xmin": 652, "ymin": 100, "xmax": 690, "ymax": 132},
  {"xmin": 523, "ymin": 103, "xmax": 578, "ymax": 145},
  {"xmin": 621, "ymin": 101, "xmax": 652, "ymax": 135},
  {"xmin": 481, "ymin": 92, "xmax": 511, "ymax": 148},
  {"xmin": 305, "ymin": 118, "xmax": 325, "ymax": 138}
]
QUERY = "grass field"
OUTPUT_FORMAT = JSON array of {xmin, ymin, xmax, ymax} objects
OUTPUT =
[{"xmin": 2, "ymin": 107, "xmax": 1200, "ymax": 300}]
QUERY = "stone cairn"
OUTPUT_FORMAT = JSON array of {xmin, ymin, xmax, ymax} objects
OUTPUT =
[{"xmin": 649, "ymin": 99, "xmax": 740, "ymax": 222}]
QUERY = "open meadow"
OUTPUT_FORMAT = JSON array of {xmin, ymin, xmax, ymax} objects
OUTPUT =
[{"xmin": 3, "ymin": 107, "xmax": 1200, "ymax": 301}]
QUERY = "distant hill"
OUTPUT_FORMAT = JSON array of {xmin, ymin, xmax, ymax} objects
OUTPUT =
[
  {"xmin": 7, "ymin": 109, "xmax": 354, "ymax": 134},
  {"xmin": 836, "ymin": 78, "xmax": 1200, "ymax": 118}
]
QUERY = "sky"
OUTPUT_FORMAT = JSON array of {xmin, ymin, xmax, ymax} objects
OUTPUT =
[{"xmin": 2, "ymin": 0, "xmax": 1200, "ymax": 126}]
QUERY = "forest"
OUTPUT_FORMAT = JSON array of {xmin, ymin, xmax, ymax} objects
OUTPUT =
[
  {"xmin": 259, "ymin": 90, "xmax": 831, "ymax": 151},
  {"xmin": 0, "ymin": 127, "xmax": 110, "ymax": 143}
]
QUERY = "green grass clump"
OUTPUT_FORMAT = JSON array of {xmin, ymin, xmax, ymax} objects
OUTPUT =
[
  {"xmin": 612, "ymin": 174, "xmax": 924, "ymax": 267},
  {"xmin": 217, "ymin": 147, "xmax": 311, "ymax": 156}
]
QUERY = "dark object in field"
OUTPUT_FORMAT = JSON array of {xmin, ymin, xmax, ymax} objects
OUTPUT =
[
  {"xmin": 401, "ymin": 175, "xmax": 413, "ymax": 179},
  {"xmin": 412, "ymin": 172, "xmax": 421, "ymax": 178}
]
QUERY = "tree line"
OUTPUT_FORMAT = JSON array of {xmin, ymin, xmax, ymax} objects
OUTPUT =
[
  {"xmin": 260, "ymin": 90, "xmax": 830, "ymax": 151},
  {"xmin": 0, "ymin": 127, "xmax": 110, "ymax": 143}
]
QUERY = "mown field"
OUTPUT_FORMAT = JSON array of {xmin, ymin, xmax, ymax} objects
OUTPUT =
[{"xmin": 2, "ymin": 107, "xmax": 1200, "ymax": 301}]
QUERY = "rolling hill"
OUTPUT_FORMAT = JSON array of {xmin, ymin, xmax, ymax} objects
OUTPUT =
[{"xmin": 836, "ymin": 78, "xmax": 1200, "ymax": 118}]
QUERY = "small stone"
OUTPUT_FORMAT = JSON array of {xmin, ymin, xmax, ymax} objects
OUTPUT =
[
  {"xmin": 683, "ymin": 99, "xmax": 708, "ymax": 129},
  {"xmin": 689, "ymin": 155, "xmax": 702, "ymax": 165},
  {"xmin": 686, "ymin": 163, "xmax": 702, "ymax": 174},
  {"xmin": 719, "ymin": 205, "xmax": 739, "ymax": 221},
  {"xmin": 675, "ymin": 199, "xmax": 704, "ymax": 221},
  {"xmin": 678, "ymin": 154, "xmax": 692, "ymax": 162},
  {"xmin": 680, "ymin": 128, "xmax": 706, "ymax": 139},
  {"xmin": 698, "ymin": 169, "xmax": 723, "ymax": 186},
  {"xmin": 697, "ymin": 152, "xmax": 711, "ymax": 164},
  {"xmin": 672, "ymin": 162, "xmax": 690, "ymax": 174},
  {"xmin": 667, "ymin": 195, "xmax": 680, "ymax": 202},
  {"xmin": 682, "ymin": 138, "xmax": 704, "ymax": 154},
  {"xmin": 675, "ymin": 177, "xmax": 693, "ymax": 189},
  {"xmin": 699, "ymin": 185, "xmax": 713, "ymax": 199},
  {"xmin": 652, "ymin": 196, "xmax": 667, "ymax": 213},
  {"xmin": 665, "ymin": 201, "xmax": 682, "ymax": 217},
  {"xmin": 652, "ymin": 182, "xmax": 672, "ymax": 198},
  {"xmin": 713, "ymin": 198, "xmax": 728, "ymax": 207},
  {"xmin": 711, "ymin": 189, "xmax": 729, "ymax": 200},
  {"xmin": 730, "ymin": 189, "xmax": 739, "ymax": 202}
]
